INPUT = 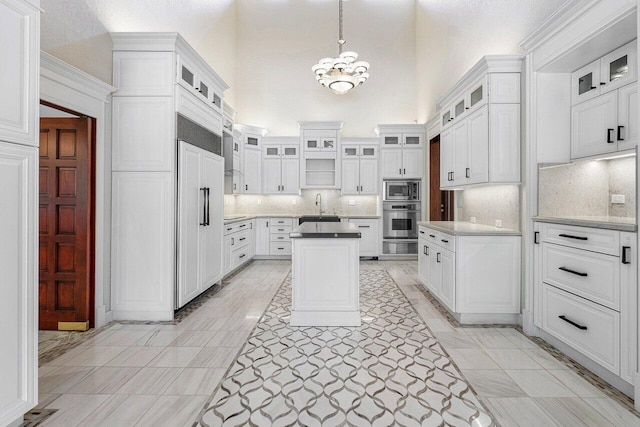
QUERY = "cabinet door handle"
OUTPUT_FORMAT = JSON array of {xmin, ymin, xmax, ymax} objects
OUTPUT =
[
  {"xmin": 234, "ymin": 183, "xmax": 237, "ymax": 190},
  {"xmin": 607, "ymin": 128, "xmax": 614, "ymax": 143},
  {"xmin": 559, "ymin": 233, "xmax": 588, "ymax": 241},
  {"xmin": 559, "ymin": 315, "xmax": 588, "ymax": 330},
  {"xmin": 399, "ymin": 168, "xmax": 402, "ymax": 175},
  {"xmin": 534, "ymin": 231, "xmax": 540, "ymax": 244},
  {"xmin": 245, "ymin": 184, "xmax": 248, "ymax": 191},
  {"xmin": 206, "ymin": 188, "xmax": 210, "ymax": 226},
  {"xmin": 231, "ymin": 238, "xmax": 235, "ymax": 245},
  {"xmin": 266, "ymin": 222, "xmax": 269, "ymax": 227},
  {"xmin": 622, "ymin": 246, "xmax": 631, "ymax": 264},
  {"xmin": 200, "ymin": 187, "xmax": 207, "ymax": 226},
  {"xmin": 618, "ymin": 125, "xmax": 625, "ymax": 141},
  {"xmin": 425, "ymin": 246, "xmax": 429, "ymax": 256},
  {"xmin": 466, "ymin": 168, "xmax": 470, "ymax": 178},
  {"xmin": 599, "ymin": 82, "xmax": 606, "ymax": 86},
  {"xmin": 559, "ymin": 266, "xmax": 588, "ymax": 277},
  {"xmin": 437, "ymin": 253, "xmax": 441, "ymax": 263},
  {"xmin": 403, "ymin": 168, "xmax": 406, "ymax": 175}
]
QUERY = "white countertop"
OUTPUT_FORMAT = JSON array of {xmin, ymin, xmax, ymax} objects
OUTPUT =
[
  {"xmin": 418, "ymin": 221, "xmax": 522, "ymax": 236},
  {"xmin": 533, "ymin": 215, "xmax": 637, "ymax": 232}
]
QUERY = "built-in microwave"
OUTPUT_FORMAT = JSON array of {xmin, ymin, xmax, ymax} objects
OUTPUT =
[{"xmin": 384, "ymin": 180, "xmax": 420, "ymax": 201}]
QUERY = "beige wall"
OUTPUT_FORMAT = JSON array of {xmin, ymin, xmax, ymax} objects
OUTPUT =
[
  {"xmin": 234, "ymin": 0, "xmax": 417, "ymax": 136},
  {"xmin": 415, "ymin": 0, "xmax": 560, "ymax": 122},
  {"xmin": 40, "ymin": 0, "xmax": 238, "ymax": 104}
]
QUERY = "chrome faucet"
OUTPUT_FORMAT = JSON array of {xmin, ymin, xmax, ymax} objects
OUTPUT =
[{"xmin": 315, "ymin": 193, "xmax": 324, "ymax": 216}]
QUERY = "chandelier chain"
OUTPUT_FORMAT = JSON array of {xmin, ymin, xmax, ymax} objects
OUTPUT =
[{"xmin": 338, "ymin": 0, "xmax": 344, "ymax": 53}]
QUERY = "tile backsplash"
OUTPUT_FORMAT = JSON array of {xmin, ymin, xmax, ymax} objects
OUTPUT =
[
  {"xmin": 456, "ymin": 185, "xmax": 521, "ymax": 230},
  {"xmin": 538, "ymin": 156, "xmax": 636, "ymax": 219},
  {"xmin": 224, "ymin": 190, "xmax": 379, "ymax": 216}
]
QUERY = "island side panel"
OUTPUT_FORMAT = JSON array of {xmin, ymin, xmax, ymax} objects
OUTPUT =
[{"xmin": 290, "ymin": 238, "xmax": 360, "ymax": 326}]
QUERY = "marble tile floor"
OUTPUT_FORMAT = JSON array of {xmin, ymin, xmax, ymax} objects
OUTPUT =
[{"xmin": 34, "ymin": 260, "xmax": 640, "ymax": 426}]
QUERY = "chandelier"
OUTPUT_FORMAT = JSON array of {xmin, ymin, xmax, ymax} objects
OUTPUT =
[{"xmin": 312, "ymin": 0, "xmax": 370, "ymax": 95}]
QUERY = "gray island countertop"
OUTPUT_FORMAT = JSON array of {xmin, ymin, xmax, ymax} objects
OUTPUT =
[{"xmin": 290, "ymin": 222, "xmax": 362, "ymax": 239}]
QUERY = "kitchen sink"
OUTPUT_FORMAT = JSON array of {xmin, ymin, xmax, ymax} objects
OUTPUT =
[{"xmin": 298, "ymin": 215, "xmax": 341, "ymax": 224}]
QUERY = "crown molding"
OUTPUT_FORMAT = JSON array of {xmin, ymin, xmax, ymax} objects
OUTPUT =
[
  {"xmin": 262, "ymin": 136, "xmax": 300, "ymax": 144},
  {"xmin": 40, "ymin": 52, "xmax": 116, "ymax": 102},
  {"xmin": 297, "ymin": 121, "xmax": 344, "ymax": 131},
  {"xmin": 374, "ymin": 123, "xmax": 426, "ymax": 135},
  {"xmin": 235, "ymin": 123, "xmax": 269, "ymax": 136}
]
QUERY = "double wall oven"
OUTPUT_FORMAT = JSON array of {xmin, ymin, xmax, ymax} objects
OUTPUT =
[{"xmin": 382, "ymin": 180, "xmax": 421, "ymax": 255}]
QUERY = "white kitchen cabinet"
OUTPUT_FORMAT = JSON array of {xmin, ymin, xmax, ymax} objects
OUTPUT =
[
  {"xmin": 533, "ymin": 221, "xmax": 637, "ymax": 384},
  {"xmin": 111, "ymin": 33, "xmax": 228, "ymax": 321},
  {"xmin": 255, "ymin": 218, "xmax": 270, "ymax": 256},
  {"xmin": 348, "ymin": 218, "xmax": 379, "ymax": 257},
  {"xmin": 243, "ymin": 146, "xmax": 262, "ymax": 194},
  {"xmin": 341, "ymin": 141, "xmax": 379, "ymax": 195},
  {"xmin": 0, "ymin": 2, "xmax": 39, "ymax": 422},
  {"xmin": 0, "ymin": 0, "xmax": 39, "ymax": 147},
  {"xmin": 418, "ymin": 225, "xmax": 521, "ymax": 324},
  {"xmin": 436, "ymin": 58, "xmax": 522, "ymax": 189},
  {"xmin": 176, "ymin": 141, "xmax": 224, "ymax": 308},
  {"xmin": 377, "ymin": 125, "xmax": 425, "ymax": 180},
  {"xmin": 299, "ymin": 122, "xmax": 342, "ymax": 189},
  {"xmin": 0, "ymin": 141, "xmax": 38, "ymax": 427},
  {"xmin": 223, "ymin": 219, "xmax": 254, "ymax": 276},
  {"xmin": 571, "ymin": 82, "xmax": 637, "ymax": 159},
  {"xmin": 572, "ymin": 40, "xmax": 638, "ymax": 105},
  {"xmin": 262, "ymin": 139, "xmax": 300, "ymax": 195}
]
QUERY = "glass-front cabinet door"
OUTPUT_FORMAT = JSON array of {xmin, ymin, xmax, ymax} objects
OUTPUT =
[
  {"xmin": 403, "ymin": 133, "xmax": 424, "ymax": 148},
  {"xmin": 281, "ymin": 145, "xmax": 299, "ymax": 158},
  {"xmin": 468, "ymin": 78, "xmax": 487, "ymax": 112},
  {"xmin": 600, "ymin": 40, "xmax": 637, "ymax": 95},
  {"xmin": 342, "ymin": 145, "xmax": 359, "ymax": 157},
  {"xmin": 382, "ymin": 134, "xmax": 401, "ymax": 147},
  {"xmin": 263, "ymin": 144, "xmax": 280, "ymax": 158},
  {"xmin": 305, "ymin": 137, "xmax": 320, "ymax": 151},
  {"xmin": 321, "ymin": 138, "xmax": 336, "ymax": 151},
  {"xmin": 360, "ymin": 145, "xmax": 378, "ymax": 158},
  {"xmin": 245, "ymin": 135, "xmax": 261, "ymax": 149},
  {"xmin": 572, "ymin": 60, "xmax": 601, "ymax": 105}
]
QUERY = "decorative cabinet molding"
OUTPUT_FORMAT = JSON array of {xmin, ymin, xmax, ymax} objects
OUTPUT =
[
  {"xmin": 0, "ymin": 141, "xmax": 38, "ymax": 426},
  {"xmin": 0, "ymin": 0, "xmax": 40, "ymax": 147},
  {"xmin": 299, "ymin": 122, "xmax": 343, "ymax": 189},
  {"xmin": 533, "ymin": 222, "xmax": 637, "ymax": 384},
  {"xmin": 437, "ymin": 56, "xmax": 523, "ymax": 189}
]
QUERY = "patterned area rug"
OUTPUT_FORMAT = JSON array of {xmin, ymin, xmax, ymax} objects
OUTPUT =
[{"xmin": 197, "ymin": 269, "xmax": 495, "ymax": 426}]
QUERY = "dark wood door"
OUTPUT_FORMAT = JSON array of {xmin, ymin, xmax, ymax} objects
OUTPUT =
[
  {"xmin": 429, "ymin": 136, "xmax": 454, "ymax": 221},
  {"xmin": 39, "ymin": 118, "xmax": 94, "ymax": 330}
]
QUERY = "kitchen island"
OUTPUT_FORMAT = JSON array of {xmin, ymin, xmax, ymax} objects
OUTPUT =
[{"xmin": 289, "ymin": 222, "xmax": 361, "ymax": 326}]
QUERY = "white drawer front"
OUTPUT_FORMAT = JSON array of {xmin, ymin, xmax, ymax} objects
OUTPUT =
[
  {"xmin": 542, "ymin": 284, "xmax": 619, "ymax": 374},
  {"xmin": 234, "ymin": 229, "xmax": 251, "ymax": 250},
  {"xmin": 542, "ymin": 243, "xmax": 620, "ymax": 310},
  {"xmin": 542, "ymin": 223, "xmax": 620, "ymax": 256},
  {"xmin": 270, "ymin": 232, "xmax": 291, "ymax": 243},
  {"xmin": 271, "ymin": 224, "xmax": 293, "ymax": 234},
  {"xmin": 424, "ymin": 228, "xmax": 456, "ymax": 252},
  {"xmin": 231, "ymin": 246, "xmax": 251, "ymax": 268},
  {"xmin": 224, "ymin": 220, "xmax": 252, "ymax": 235},
  {"xmin": 270, "ymin": 241, "xmax": 292, "ymax": 255},
  {"xmin": 271, "ymin": 217, "xmax": 294, "ymax": 227}
]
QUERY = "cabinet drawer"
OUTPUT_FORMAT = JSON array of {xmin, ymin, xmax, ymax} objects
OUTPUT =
[
  {"xmin": 271, "ymin": 217, "xmax": 293, "ymax": 227},
  {"xmin": 542, "ymin": 223, "xmax": 619, "ymax": 256},
  {"xmin": 271, "ymin": 224, "xmax": 293, "ymax": 234},
  {"xmin": 231, "ymin": 246, "xmax": 251, "ymax": 268},
  {"xmin": 224, "ymin": 220, "xmax": 252, "ymax": 235},
  {"xmin": 424, "ymin": 228, "xmax": 456, "ymax": 252},
  {"xmin": 270, "ymin": 242, "xmax": 292, "ymax": 256},
  {"xmin": 270, "ymin": 233, "xmax": 291, "ymax": 243},
  {"xmin": 230, "ymin": 229, "xmax": 251, "ymax": 251},
  {"xmin": 542, "ymin": 243, "xmax": 620, "ymax": 310},
  {"xmin": 542, "ymin": 284, "xmax": 619, "ymax": 374}
]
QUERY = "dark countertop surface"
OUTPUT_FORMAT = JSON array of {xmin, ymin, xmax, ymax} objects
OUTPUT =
[{"xmin": 290, "ymin": 222, "xmax": 362, "ymax": 239}]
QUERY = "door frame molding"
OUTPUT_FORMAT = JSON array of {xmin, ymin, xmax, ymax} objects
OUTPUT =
[{"xmin": 40, "ymin": 52, "xmax": 115, "ymax": 327}]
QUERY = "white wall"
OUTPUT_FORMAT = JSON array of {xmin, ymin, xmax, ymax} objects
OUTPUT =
[
  {"xmin": 40, "ymin": 0, "xmax": 238, "ymax": 104},
  {"xmin": 235, "ymin": 0, "xmax": 417, "ymax": 136},
  {"xmin": 415, "ymin": 0, "xmax": 560, "ymax": 122}
]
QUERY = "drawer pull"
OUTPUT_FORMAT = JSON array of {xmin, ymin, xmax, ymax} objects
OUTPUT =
[
  {"xmin": 429, "ymin": 234, "xmax": 436, "ymax": 238},
  {"xmin": 239, "ymin": 254, "xmax": 246, "ymax": 259},
  {"xmin": 278, "ymin": 237, "xmax": 284, "ymax": 240},
  {"xmin": 227, "ymin": 227, "xmax": 233, "ymax": 231},
  {"xmin": 558, "ymin": 315, "xmax": 588, "ymax": 330},
  {"xmin": 558, "ymin": 233, "xmax": 588, "ymax": 241},
  {"xmin": 358, "ymin": 226, "xmax": 370, "ymax": 228},
  {"xmin": 419, "ymin": 231, "xmax": 425, "ymax": 234},
  {"xmin": 441, "ymin": 239, "xmax": 449, "ymax": 243},
  {"xmin": 239, "ymin": 224, "xmax": 247, "ymax": 228},
  {"xmin": 239, "ymin": 237, "xmax": 246, "ymax": 241},
  {"xmin": 622, "ymin": 246, "xmax": 631, "ymax": 264},
  {"xmin": 559, "ymin": 266, "xmax": 588, "ymax": 277}
]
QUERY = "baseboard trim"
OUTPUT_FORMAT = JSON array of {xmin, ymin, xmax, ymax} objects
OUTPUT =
[{"xmin": 112, "ymin": 310, "xmax": 173, "ymax": 322}]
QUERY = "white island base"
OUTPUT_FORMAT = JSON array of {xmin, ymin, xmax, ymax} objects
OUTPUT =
[{"xmin": 290, "ymin": 223, "xmax": 361, "ymax": 327}]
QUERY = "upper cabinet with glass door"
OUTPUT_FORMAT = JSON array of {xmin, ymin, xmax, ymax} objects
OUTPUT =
[
  {"xmin": 441, "ymin": 77, "xmax": 488, "ymax": 130},
  {"xmin": 303, "ymin": 129, "xmax": 338, "ymax": 151},
  {"xmin": 177, "ymin": 54, "xmax": 223, "ymax": 114},
  {"xmin": 572, "ymin": 39, "xmax": 637, "ymax": 105}
]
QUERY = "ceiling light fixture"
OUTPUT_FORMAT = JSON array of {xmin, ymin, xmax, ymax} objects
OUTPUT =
[{"xmin": 312, "ymin": 0, "xmax": 370, "ymax": 95}]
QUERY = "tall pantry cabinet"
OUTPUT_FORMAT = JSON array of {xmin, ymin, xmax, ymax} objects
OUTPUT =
[
  {"xmin": 0, "ymin": 1, "xmax": 40, "ymax": 425},
  {"xmin": 111, "ymin": 33, "xmax": 228, "ymax": 320}
]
